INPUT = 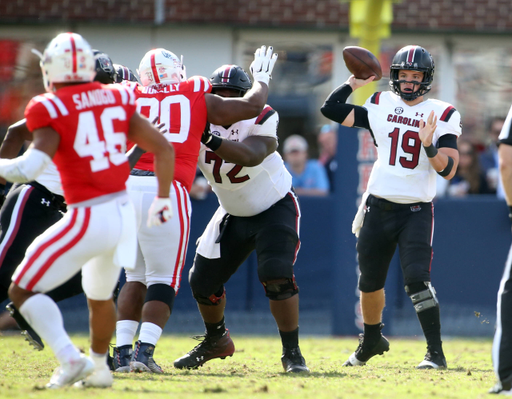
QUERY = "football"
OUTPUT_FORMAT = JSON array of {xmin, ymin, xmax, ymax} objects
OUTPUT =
[{"xmin": 342, "ymin": 46, "xmax": 382, "ymax": 81}]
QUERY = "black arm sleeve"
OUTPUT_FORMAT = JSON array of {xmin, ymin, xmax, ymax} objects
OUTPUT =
[
  {"xmin": 320, "ymin": 84, "xmax": 371, "ymax": 130},
  {"xmin": 437, "ymin": 134, "xmax": 458, "ymax": 150}
]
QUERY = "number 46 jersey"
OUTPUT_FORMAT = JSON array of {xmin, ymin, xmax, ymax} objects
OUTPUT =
[
  {"xmin": 363, "ymin": 91, "xmax": 462, "ymax": 204},
  {"xmin": 24, "ymin": 81, "xmax": 136, "ymax": 205},
  {"xmin": 197, "ymin": 106, "xmax": 292, "ymax": 217}
]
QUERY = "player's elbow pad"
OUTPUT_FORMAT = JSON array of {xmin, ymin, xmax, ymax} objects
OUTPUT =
[{"xmin": 0, "ymin": 148, "xmax": 52, "ymax": 183}]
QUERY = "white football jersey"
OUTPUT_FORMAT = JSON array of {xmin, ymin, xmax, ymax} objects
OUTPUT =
[
  {"xmin": 363, "ymin": 91, "xmax": 462, "ymax": 203},
  {"xmin": 197, "ymin": 106, "xmax": 292, "ymax": 216},
  {"xmin": 35, "ymin": 162, "xmax": 64, "ymax": 196}
]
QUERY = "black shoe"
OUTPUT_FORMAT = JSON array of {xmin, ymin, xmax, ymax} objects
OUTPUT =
[
  {"xmin": 343, "ymin": 334, "xmax": 390, "ymax": 366},
  {"xmin": 6, "ymin": 302, "xmax": 44, "ymax": 351},
  {"xmin": 130, "ymin": 341, "xmax": 163, "ymax": 373},
  {"xmin": 109, "ymin": 344, "xmax": 132, "ymax": 372},
  {"xmin": 281, "ymin": 347, "xmax": 310, "ymax": 373},
  {"xmin": 489, "ymin": 377, "xmax": 512, "ymax": 394},
  {"xmin": 417, "ymin": 347, "xmax": 447, "ymax": 369},
  {"xmin": 174, "ymin": 329, "xmax": 235, "ymax": 369}
]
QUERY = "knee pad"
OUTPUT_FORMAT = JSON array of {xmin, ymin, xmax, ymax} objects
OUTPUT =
[
  {"xmin": 194, "ymin": 286, "xmax": 225, "ymax": 306},
  {"xmin": 263, "ymin": 278, "xmax": 299, "ymax": 301},
  {"xmin": 144, "ymin": 284, "xmax": 176, "ymax": 311},
  {"xmin": 358, "ymin": 274, "xmax": 386, "ymax": 293},
  {"xmin": 405, "ymin": 281, "xmax": 438, "ymax": 313}
]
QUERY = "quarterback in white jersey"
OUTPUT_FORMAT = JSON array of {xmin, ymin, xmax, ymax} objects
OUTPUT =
[
  {"xmin": 174, "ymin": 65, "xmax": 309, "ymax": 374},
  {"xmin": 321, "ymin": 45, "xmax": 461, "ymax": 371}
]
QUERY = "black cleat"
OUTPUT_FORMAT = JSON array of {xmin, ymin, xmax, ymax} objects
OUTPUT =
[
  {"xmin": 281, "ymin": 346, "xmax": 310, "ymax": 373},
  {"xmin": 174, "ymin": 329, "xmax": 235, "ymax": 369},
  {"xmin": 343, "ymin": 333, "xmax": 390, "ymax": 366},
  {"xmin": 130, "ymin": 341, "xmax": 163, "ymax": 373},
  {"xmin": 6, "ymin": 302, "xmax": 44, "ymax": 351},
  {"xmin": 489, "ymin": 376, "xmax": 512, "ymax": 395},
  {"xmin": 417, "ymin": 347, "xmax": 447, "ymax": 369},
  {"xmin": 110, "ymin": 344, "xmax": 132, "ymax": 372}
]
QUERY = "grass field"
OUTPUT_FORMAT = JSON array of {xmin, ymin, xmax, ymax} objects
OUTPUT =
[{"xmin": 0, "ymin": 333, "xmax": 497, "ymax": 399}]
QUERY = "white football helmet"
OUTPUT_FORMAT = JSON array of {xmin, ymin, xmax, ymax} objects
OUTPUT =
[
  {"xmin": 137, "ymin": 48, "xmax": 186, "ymax": 87},
  {"xmin": 33, "ymin": 32, "xmax": 95, "ymax": 92}
]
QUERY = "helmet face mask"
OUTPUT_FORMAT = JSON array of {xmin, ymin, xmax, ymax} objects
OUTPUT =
[
  {"xmin": 137, "ymin": 48, "xmax": 186, "ymax": 87},
  {"xmin": 36, "ymin": 32, "xmax": 96, "ymax": 92},
  {"xmin": 389, "ymin": 45, "xmax": 435, "ymax": 101},
  {"xmin": 210, "ymin": 65, "xmax": 252, "ymax": 97}
]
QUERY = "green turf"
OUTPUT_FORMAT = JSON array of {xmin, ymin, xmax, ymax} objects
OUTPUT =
[{"xmin": 0, "ymin": 333, "xmax": 497, "ymax": 398}]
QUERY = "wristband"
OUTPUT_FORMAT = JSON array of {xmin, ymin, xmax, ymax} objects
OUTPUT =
[
  {"xmin": 204, "ymin": 135, "xmax": 222, "ymax": 151},
  {"xmin": 437, "ymin": 156, "xmax": 454, "ymax": 177},
  {"xmin": 509, "ymin": 206, "xmax": 512, "ymax": 221},
  {"xmin": 424, "ymin": 144, "xmax": 438, "ymax": 158}
]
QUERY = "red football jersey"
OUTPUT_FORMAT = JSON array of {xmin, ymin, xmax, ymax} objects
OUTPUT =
[
  {"xmin": 25, "ymin": 82, "xmax": 136, "ymax": 205},
  {"xmin": 128, "ymin": 76, "xmax": 212, "ymax": 192}
]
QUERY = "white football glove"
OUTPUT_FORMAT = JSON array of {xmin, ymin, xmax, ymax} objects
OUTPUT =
[
  {"xmin": 250, "ymin": 45, "xmax": 278, "ymax": 86},
  {"xmin": 147, "ymin": 197, "xmax": 173, "ymax": 228}
]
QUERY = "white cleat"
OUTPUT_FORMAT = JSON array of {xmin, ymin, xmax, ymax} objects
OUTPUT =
[
  {"xmin": 46, "ymin": 355, "xmax": 95, "ymax": 389},
  {"xmin": 74, "ymin": 365, "xmax": 113, "ymax": 388}
]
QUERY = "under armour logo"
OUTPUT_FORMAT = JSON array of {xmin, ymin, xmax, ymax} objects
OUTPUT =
[
  {"xmin": 416, "ymin": 112, "xmax": 424, "ymax": 117},
  {"xmin": 41, "ymin": 198, "xmax": 50, "ymax": 207}
]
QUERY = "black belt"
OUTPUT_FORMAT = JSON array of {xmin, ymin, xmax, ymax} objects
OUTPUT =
[
  {"xmin": 367, "ymin": 194, "xmax": 426, "ymax": 211},
  {"xmin": 130, "ymin": 169, "xmax": 155, "ymax": 177}
]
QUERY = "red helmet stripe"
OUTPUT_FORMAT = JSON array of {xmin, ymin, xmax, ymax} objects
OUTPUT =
[
  {"xmin": 69, "ymin": 33, "xmax": 77, "ymax": 73},
  {"xmin": 150, "ymin": 52, "xmax": 161, "ymax": 84},
  {"xmin": 221, "ymin": 65, "xmax": 234, "ymax": 83},
  {"xmin": 407, "ymin": 46, "xmax": 417, "ymax": 64}
]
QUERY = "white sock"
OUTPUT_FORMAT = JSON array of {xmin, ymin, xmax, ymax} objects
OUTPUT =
[
  {"xmin": 56, "ymin": 343, "xmax": 82, "ymax": 365},
  {"xmin": 138, "ymin": 322, "xmax": 162, "ymax": 346},
  {"xmin": 89, "ymin": 348, "xmax": 108, "ymax": 369},
  {"xmin": 116, "ymin": 320, "xmax": 139, "ymax": 347},
  {"xmin": 19, "ymin": 294, "xmax": 76, "ymax": 357}
]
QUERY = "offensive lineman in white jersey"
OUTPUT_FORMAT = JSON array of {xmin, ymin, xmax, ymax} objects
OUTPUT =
[
  {"xmin": 173, "ymin": 65, "xmax": 309, "ymax": 373},
  {"xmin": 321, "ymin": 45, "xmax": 461, "ymax": 369}
]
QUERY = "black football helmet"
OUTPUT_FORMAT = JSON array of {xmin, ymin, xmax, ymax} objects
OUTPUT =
[
  {"xmin": 114, "ymin": 64, "xmax": 140, "ymax": 83},
  {"xmin": 389, "ymin": 45, "xmax": 434, "ymax": 101},
  {"xmin": 210, "ymin": 65, "xmax": 252, "ymax": 97},
  {"xmin": 92, "ymin": 49, "xmax": 117, "ymax": 84}
]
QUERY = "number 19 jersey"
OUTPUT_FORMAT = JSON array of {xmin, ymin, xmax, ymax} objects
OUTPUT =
[
  {"xmin": 24, "ymin": 82, "xmax": 136, "ymax": 205},
  {"xmin": 363, "ymin": 91, "xmax": 462, "ymax": 203}
]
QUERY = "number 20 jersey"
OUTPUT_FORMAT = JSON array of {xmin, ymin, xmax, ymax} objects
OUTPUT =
[
  {"xmin": 363, "ymin": 91, "xmax": 462, "ymax": 203},
  {"xmin": 24, "ymin": 82, "xmax": 136, "ymax": 205},
  {"xmin": 197, "ymin": 106, "xmax": 292, "ymax": 217}
]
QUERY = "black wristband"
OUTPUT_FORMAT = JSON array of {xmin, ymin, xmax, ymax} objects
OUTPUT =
[
  {"xmin": 204, "ymin": 135, "xmax": 222, "ymax": 151},
  {"xmin": 509, "ymin": 206, "xmax": 512, "ymax": 221},
  {"xmin": 437, "ymin": 156, "xmax": 454, "ymax": 177},
  {"xmin": 424, "ymin": 144, "xmax": 438, "ymax": 158}
]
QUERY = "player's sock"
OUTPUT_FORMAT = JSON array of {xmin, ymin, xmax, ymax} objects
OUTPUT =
[
  {"xmin": 89, "ymin": 348, "xmax": 108, "ymax": 369},
  {"xmin": 19, "ymin": 294, "xmax": 75, "ymax": 356},
  {"xmin": 116, "ymin": 320, "xmax": 139, "ymax": 347},
  {"xmin": 138, "ymin": 322, "xmax": 162, "ymax": 346},
  {"xmin": 363, "ymin": 323, "xmax": 383, "ymax": 346},
  {"xmin": 56, "ymin": 343, "xmax": 82, "ymax": 365},
  {"xmin": 417, "ymin": 306, "xmax": 443, "ymax": 351},
  {"xmin": 279, "ymin": 327, "xmax": 299, "ymax": 349},
  {"xmin": 205, "ymin": 317, "xmax": 226, "ymax": 337}
]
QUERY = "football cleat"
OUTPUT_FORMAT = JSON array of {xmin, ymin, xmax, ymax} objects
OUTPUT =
[
  {"xmin": 6, "ymin": 302, "xmax": 44, "ymax": 351},
  {"xmin": 46, "ymin": 354, "xmax": 95, "ymax": 389},
  {"xmin": 111, "ymin": 344, "xmax": 132, "ymax": 372},
  {"xmin": 417, "ymin": 347, "xmax": 447, "ymax": 369},
  {"xmin": 489, "ymin": 379, "xmax": 512, "ymax": 395},
  {"xmin": 74, "ymin": 365, "xmax": 113, "ymax": 388},
  {"xmin": 343, "ymin": 334, "xmax": 390, "ymax": 366},
  {"xmin": 281, "ymin": 347, "xmax": 310, "ymax": 373},
  {"xmin": 130, "ymin": 341, "xmax": 163, "ymax": 373},
  {"xmin": 173, "ymin": 329, "xmax": 235, "ymax": 369}
]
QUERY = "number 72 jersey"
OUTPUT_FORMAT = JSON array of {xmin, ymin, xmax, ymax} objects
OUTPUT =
[{"xmin": 363, "ymin": 91, "xmax": 462, "ymax": 203}]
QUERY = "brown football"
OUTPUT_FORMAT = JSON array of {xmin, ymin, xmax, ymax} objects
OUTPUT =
[{"xmin": 342, "ymin": 46, "xmax": 382, "ymax": 81}]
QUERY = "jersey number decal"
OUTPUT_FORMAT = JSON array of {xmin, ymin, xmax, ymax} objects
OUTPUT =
[
  {"xmin": 136, "ymin": 96, "xmax": 191, "ymax": 144},
  {"xmin": 205, "ymin": 151, "xmax": 250, "ymax": 184},
  {"xmin": 388, "ymin": 128, "xmax": 421, "ymax": 169},
  {"xmin": 74, "ymin": 107, "xmax": 127, "ymax": 172}
]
